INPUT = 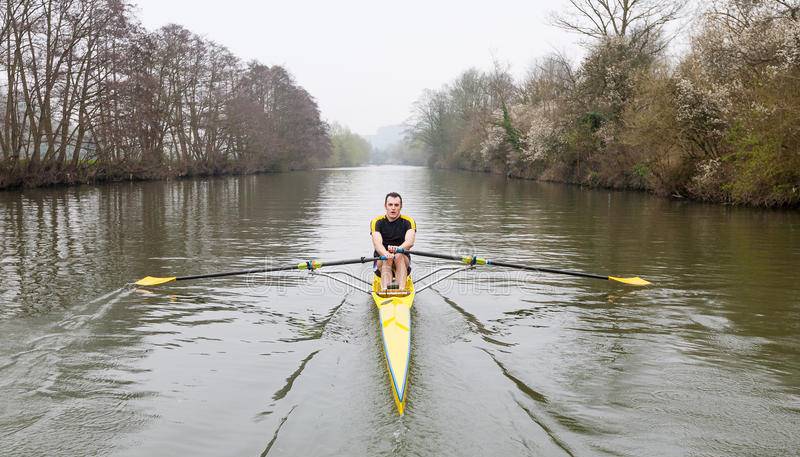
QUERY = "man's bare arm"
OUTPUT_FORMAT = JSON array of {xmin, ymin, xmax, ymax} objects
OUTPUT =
[
  {"xmin": 372, "ymin": 231, "xmax": 391, "ymax": 257},
  {"xmin": 399, "ymin": 229, "xmax": 416, "ymax": 251}
]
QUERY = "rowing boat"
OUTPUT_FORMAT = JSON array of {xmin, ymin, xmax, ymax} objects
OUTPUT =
[{"xmin": 372, "ymin": 275, "xmax": 415, "ymax": 415}]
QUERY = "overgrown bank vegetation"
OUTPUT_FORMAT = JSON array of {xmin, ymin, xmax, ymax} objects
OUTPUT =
[
  {"xmin": 0, "ymin": 0, "xmax": 330, "ymax": 189},
  {"xmin": 409, "ymin": 0, "xmax": 800, "ymax": 207}
]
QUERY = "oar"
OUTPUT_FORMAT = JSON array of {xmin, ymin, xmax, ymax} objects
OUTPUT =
[
  {"xmin": 134, "ymin": 256, "xmax": 383, "ymax": 287},
  {"xmin": 401, "ymin": 249, "xmax": 651, "ymax": 286}
]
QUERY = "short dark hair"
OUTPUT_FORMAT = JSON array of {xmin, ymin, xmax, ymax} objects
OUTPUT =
[{"xmin": 385, "ymin": 192, "xmax": 402, "ymax": 204}]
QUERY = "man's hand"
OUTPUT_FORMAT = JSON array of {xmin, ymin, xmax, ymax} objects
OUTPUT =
[{"xmin": 387, "ymin": 245, "xmax": 397, "ymax": 253}]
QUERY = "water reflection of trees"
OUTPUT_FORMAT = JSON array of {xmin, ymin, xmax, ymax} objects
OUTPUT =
[{"xmin": 0, "ymin": 172, "xmax": 325, "ymax": 318}]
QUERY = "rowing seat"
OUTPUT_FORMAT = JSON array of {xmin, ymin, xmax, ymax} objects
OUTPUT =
[{"xmin": 377, "ymin": 289, "xmax": 410, "ymax": 297}]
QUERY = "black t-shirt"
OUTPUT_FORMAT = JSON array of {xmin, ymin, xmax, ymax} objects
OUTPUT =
[{"xmin": 370, "ymin": 214, "xmax": 417, "ymax": 256}]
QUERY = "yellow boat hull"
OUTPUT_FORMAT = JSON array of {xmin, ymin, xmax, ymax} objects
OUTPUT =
[{"xmin": 372, "ymin": 275, "xmax": 415, "ymax": 415}]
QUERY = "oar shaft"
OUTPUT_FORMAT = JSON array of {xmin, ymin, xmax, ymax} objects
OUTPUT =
[
  {"xmin": 407, "ymin": 250, "xmax": 607, "ymax": 281},
  {"xmin": 486, "ymin": 260, "xmax": 608, "ymax": 281},
  {"xmin": 175, "ymin": 256, "xmax": 381, "ymax": 282},
  {"xmin": 176, "ymin": 265, "xmax": 296, "ymax": 281}
]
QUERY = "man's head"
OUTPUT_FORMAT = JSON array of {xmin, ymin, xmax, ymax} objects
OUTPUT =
[{"xmin": 384, "ymin": 192, "xmax": 402, "ymax": 220}]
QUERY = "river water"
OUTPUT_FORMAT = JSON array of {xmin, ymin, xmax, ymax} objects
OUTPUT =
[{"xmin": 1, "ymin": 166, "xmax": 798, "ymax": 456}]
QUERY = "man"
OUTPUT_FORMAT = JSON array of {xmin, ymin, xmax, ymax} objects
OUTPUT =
[{"xmin": 370, "ymin": 192, "xmax": 416, "ymax": 292}]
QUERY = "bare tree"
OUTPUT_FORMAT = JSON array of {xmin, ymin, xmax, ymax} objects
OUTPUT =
[
  {"xmin": 706, "ymin": 0, "xmax": 799, "ymax": 31},
  {"xmin": 520, "ymin": 53, "xmax": 576, "ymax": 114},
  {"xmin": 225, "ymin": 63, "xmax": 328, "ymax": 172},
  {"xmin": 409, "ymin": 88, "xmax": 455, "ymax": 163},
  {"xmin": 551, "ymin": 0, "xmax": 688, "ymax": 53},
  {"xmin": 776, "ymin": 0, "xmax": 800, "ymax": 19},
  {"xmin": 448, "ymin": 68, "xmax": 491, "ymax": 123}
]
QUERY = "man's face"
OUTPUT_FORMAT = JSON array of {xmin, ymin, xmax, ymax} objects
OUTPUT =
[{"xmin": 385, "ymin": 197, "xmax": 402, "ymax": 220}]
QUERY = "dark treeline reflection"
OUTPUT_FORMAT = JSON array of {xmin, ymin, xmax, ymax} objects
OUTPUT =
[{"xmin": 0, "ymin": 172, "xmax": 325, "ymax": 318}]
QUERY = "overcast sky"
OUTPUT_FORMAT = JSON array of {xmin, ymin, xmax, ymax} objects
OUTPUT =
[{"xmin": 134, "ymin": 0, "xmax": 584, "ymax": 136}]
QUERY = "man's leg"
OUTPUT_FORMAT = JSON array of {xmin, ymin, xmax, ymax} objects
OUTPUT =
[
  {"xmin": 379, "ymin": 259, "xmax": 394, "ymax": 290},
  {"xmin": 394, "ymin": 254, "xmax": 409, "ymax": 291}
]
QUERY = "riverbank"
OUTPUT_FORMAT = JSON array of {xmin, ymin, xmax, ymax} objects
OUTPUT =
[
  {"xmin": 514, "ymin": 164, "xmax": 800, "ymax": 210},
  {"xmin": 425, "ymin": 160, "xmax": 800, "ymax": 210},
  {"xmin": 0, "ymin": 160, "xmax": 316, "ymax": 192},
  {"xmin": 4, "ymin": 159, "xmax": 798, "ymax": 212}
]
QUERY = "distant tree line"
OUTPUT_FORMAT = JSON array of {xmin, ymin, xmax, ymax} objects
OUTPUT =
[
  {"xmin": 327, "ymin": 123, "xmax": 370, "ymax": 167},
  {"xmin": 371, "ymin": 139, "xmax": 428, "ymax": 165},
  {"xmin": 409, "ymin": 0, "xmax": 800, "ymax": 207},
  {"xmin": 0, "ymin": 0, "xmax": 330, "ymax": 189}
]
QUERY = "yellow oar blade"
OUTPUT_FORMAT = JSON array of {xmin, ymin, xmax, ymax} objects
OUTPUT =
[
  {"xmin": 135, "ymin": 276, "xmax": 177, "ymax": 286},
  {"xmin": 608, "ymin": 276, "xmax": 651, "ymax": 286}
]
